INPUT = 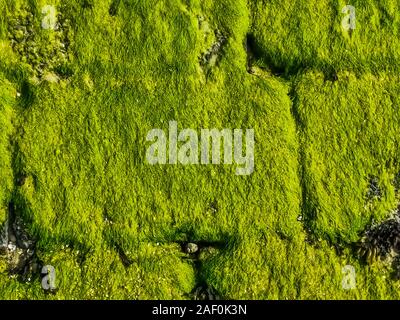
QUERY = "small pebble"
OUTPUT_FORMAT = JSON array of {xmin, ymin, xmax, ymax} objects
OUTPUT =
[
  {"xmin": 185, "ymin": 243, "xmax": 199, "ymax": 254},
  {"xmin": 9, "ymin": 234, "xmax": 16, "ymax": 243}
]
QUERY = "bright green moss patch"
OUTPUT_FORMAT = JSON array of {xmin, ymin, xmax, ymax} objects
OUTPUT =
[
  {"xmin": 1, "ymin": 0, "xmax": 400, "ymax": 300},
  {"xmin": 294, "ymin": 71, "xmax": 400, "ymax": 242},
  {"xmin": 6, "ymin": 3, "xmax": 303, "ymax": 296},
  {"xmin": 201, "ymin": 231, "xmax": 400, "ymax": 299},
  {"xmin": 0, "ymin": 78, "xmax": 15, "ymax": 226},
  {"xmin": 250, "ymin": 0, "xmax": 400, "ymax": 75}
]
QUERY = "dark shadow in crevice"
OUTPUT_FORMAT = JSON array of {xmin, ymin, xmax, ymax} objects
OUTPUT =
[
  {"xmin": 245, "ymin": 33, "xmax": 305, "ymax": 80},
  {"xmin": 323, "ymin": 68, "xmax": 339, "ymax": 82},
  {"xmin": 114, "ymin": 243, "xmax": 133, "ymax": 268},
  {"xmin": 183, "ymin": 247, "xmax": 222, "ymax": 300},
  {"xmin": 191, "ymin": 279, "xmax": 220, "ymax": 300},
  {"xmin": 109, "ymin": 0, "xmax": 121, "ymax": 16},
  {"xmin": 246, "ymin": 33, "xmax": 342, "ymax": 83},
  {"xmin": 19, "ymin": 79, "xmax": 36, "ymax": 110},
  {"xmin": 175, "ymin": 231, "xmax": 237, "ymax": 300},
  {"xmin": 288, "ymin": 82, "xmax": 319, "ymax": 245},
  {"xmin": 82, "ymin": 0, "xmax": 94, "ymax": 9},
  {"xmin": 3, "ymin": 200, "xmax": 42, "ymax": 284}
]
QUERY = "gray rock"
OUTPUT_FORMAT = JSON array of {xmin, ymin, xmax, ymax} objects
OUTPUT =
[
  {"xmin": 9, "ymin": 233, "xmax": 16, "ymax": 243},
  {"xmin": 185, "ymin": 243, "xmax": 199, "ymax": 254}
]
